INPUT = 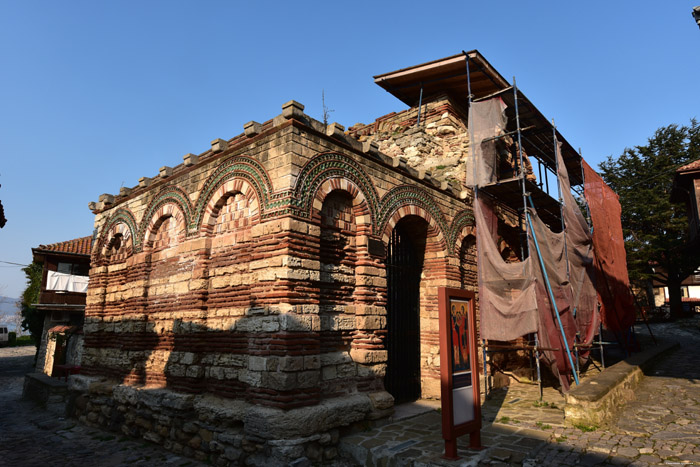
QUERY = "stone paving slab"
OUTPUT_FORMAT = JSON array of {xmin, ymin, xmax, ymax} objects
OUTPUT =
[{"xmin": 0, "ymin": 346, "xmax": 208, "ymax": 467}]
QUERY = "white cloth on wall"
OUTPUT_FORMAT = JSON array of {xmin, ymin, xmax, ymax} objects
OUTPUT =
[{"xmin": 46, "ymin": 270, "xmax": 89, "ymax": 293}]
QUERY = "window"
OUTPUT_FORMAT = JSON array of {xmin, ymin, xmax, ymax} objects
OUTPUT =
[{"xmin": 57, "ymin": 262, "xmax": 89, "ymax": 276}]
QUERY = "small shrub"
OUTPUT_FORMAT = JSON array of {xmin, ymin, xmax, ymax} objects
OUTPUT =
[
  {"xmin": 14, "ymin": 335, "xmax": 35, "ymax": 346},
  {"xmin": 572, "ymin": 422, "xmax": 598, "ymax": 432}
]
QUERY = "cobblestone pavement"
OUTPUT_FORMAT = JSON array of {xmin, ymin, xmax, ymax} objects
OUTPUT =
[
  {"xmin": 0, "ymin": 346, "xmax": 207, "ymax": 467},
  {"xmin": 340, "ymin": 315, "xmax": 700, "ymax": 466}
]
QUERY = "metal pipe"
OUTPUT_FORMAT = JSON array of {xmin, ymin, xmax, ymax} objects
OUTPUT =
[
  {"xmin": 525, "ymin": 210, "xmax": 580, "ymax": 385},
  {"xmin": 416, "ymin": 83, "xmax": 424, "ymax": 127},
  {"xmin": 513, "ymin": 77, "xmax": 529, "ymax": 260},
  {"xmin": 473, "ymin": 86, "xmax": 513, "ymax": 103},
  {"xmin": 466, "ymin": 54, "xmax": 476, "ymax": 188},
  {"xmin": 599, "ymin": 320, "xmax": 605, "ymax": 369},
  {"xmin": 552, "ymin": 121, "xmax": 571, "ymax": 282},
  {"xmin": 482, "ymin": 339, "xmax": 489, "ymax": 395},
  {"xmin": 482, "ymin": 126, "xmax": 535, "ymax": 143},
  {"xmin": 574, "ymin": 332, "xmax": 580, "ymax": 376}
]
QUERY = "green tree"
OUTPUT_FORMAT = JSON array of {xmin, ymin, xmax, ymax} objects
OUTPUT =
[
  {"xmin": 598, "ymin": 120, "xmax": 700, "ymax": 319},
  {"xmin": 20, "ymin": 262, "xmax": 43, "ymax": 353}
]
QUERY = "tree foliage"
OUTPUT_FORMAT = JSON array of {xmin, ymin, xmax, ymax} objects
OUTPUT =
[
  {"xmin": 20, "ymin": 262, "xmax": 43, "ymax": 349},
  {"xmin": 598, "ymin": 119, "xmax": 700, "ymax": 318}
]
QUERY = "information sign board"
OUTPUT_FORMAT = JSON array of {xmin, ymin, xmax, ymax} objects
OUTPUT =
[{"xmin": 438, "ymin": 287, "xmax": 482, "ymax": 459}]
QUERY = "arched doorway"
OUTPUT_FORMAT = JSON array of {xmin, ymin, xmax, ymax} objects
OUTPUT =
[{"xmin": 384, "ymin": 217, "xmax": 426, "ymax": 403}]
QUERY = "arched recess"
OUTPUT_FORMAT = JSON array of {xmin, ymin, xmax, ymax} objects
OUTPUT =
[
  {"xmin": 380, "ymin": 203, "xmax": 447, "ymax": 254},
  {"xmin": 377, "ymin": 185, "xmax": 449, "ymax": 249},
  {"xmin": 458, "ymin": 231, "xmax": 478, "ymax": 292},
  {"xmin": 193, "ymin": 156, "xmax": 272, "ymax": 231},
  {"xmin": 200, "ymin": 178, "xmax": 261, "ymax": 321},
  {"xmin": 95, "ymin": 208, "xmax": 138, "ymax": 262},
  {"xmin": 200, "ymin": 178, "xmax": 261, "ymax": 237},
  {"xmin": 449, "ymin": 209, "xmax": 476, "ymax": 255},
  {"xmin": 380, "ymin": 201, "xmax": 451, "ymax": 401},
  {"xmin": 90, "ymin": 210, "xmax": 138, "ymax": 320},
  {"xmin": 137, "ymin": 186, "xmax": 194, "ymax": 248},
  {"xmin": 129, "ymin": 203, "xmax": 188, "ymax": 388},
  {"xmin": 293, "ymin": 152, "xmax": 379, "ymax": 228},
  {"xmin": 312, "ymin": 181, "xmax": 376, "ymax": 398},
  {"xmin": 102, "ymin": 222, "xmax": 135, "ymax": 264},
  {"xmin": 143, "ymin": 203, "xmax": 188, "ymax": 252},
  {"xmin": 318, "ymin": 189, "xmax": 359, "ymax": 313},
  {"xmin": 384, "ymin": 215, "xmax": 428, "ymax": 403}
]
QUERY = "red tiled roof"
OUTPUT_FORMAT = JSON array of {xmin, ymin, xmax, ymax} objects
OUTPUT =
[
  {"xmin": 37, "ymin": 236, "xmax": 92, "ymax": 256},
  {"xmin": 677, "ymin": 159, "xmax": 700, "ymax": 173}
]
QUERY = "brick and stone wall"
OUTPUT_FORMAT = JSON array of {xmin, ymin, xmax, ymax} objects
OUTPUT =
[
  {"xmin": 347, "ymin": 93, "xmax": 470, "ymax": 184},
  {"xmin": 72, "ymin": 100, "xmax": 485, "ymax": 464}
]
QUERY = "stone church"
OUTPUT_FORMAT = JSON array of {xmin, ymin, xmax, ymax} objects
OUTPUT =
[{"xmin": 72, "ymin": 51, "xmax": 548, "ymax": 464}]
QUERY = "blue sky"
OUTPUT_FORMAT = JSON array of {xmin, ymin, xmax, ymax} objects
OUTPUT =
[{"xmin": 1, "ymin": 1, "xmax": 699, "ymax": 299}]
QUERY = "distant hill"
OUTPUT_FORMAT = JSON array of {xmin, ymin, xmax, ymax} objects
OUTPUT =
[{"xmin": 0, "ymin": 295, "xmax": 21, "ymax": 332}]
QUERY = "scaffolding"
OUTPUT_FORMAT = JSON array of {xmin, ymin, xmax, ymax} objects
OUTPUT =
[
  {"xmin": 464, "ymin": 53, "xmax": 600, "ymax": 396},
  {"xmin": 372, "ymin": 50, "xmax": 639, "ymax": 397}
]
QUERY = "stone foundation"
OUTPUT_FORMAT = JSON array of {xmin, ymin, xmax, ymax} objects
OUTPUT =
[{"xmin": 69, "ymin": 375, "xmax": 391, "ymax": 465}]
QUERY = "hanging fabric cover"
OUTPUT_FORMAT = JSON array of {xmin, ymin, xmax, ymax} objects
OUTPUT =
[
  {"xmin": 556, "ymin": 144, "xmax": 600, "ymax": 353},
  {"xmin": 582, "ymin": 161, "xmax": 636, "ymax": 332},
  {"xmin": 466, "ymin": 98, "xmax": 507, "ymax": 187},
  {"xmin": 475, "ymin": 197, "xmax": 539, "ymax": 341}
]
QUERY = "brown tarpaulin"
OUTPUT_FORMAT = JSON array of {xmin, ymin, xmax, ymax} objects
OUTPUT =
[{"xmin": 582, "ymin": 161, "xmax": 635, "ymax": 332}]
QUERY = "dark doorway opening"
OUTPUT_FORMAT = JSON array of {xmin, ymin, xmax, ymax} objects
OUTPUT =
[{"xmin": 385, "ymin": 217, "xmax": 426, "ymax": 403}]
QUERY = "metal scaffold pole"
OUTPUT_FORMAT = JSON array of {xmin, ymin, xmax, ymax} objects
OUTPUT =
[
  {"xmin": 513, "ymin": 77, "xmax": 544, "ymax": 391},
  {"xmin": 464, "ymin": 52, "xmax": 490, "ymax": 398}
]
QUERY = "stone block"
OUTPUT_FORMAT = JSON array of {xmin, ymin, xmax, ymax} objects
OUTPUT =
[
  {"xmin": 159, "ymin": 166, "xmax": 173, "ymax": 178},
  {"xmin": 349, "ymin": 349, "xmax": 387, "ymax": 364},
  {"xmin": 138, "ymin": 176, "xmax": 151, "ymax": 188},
  {"xmin": 281, "ymin": 100, "xmax": 305, "ymax": 120},
  {"xmin": 244, "ymin": 121, "xmax": 262, "ymax": 137},
  {"xmin": 210, "ymin": 138, "xmax": 228, "ymax": 153},
  {"xmin": 325, "ymin": 122, "xmax": 345, "ymax": 138},
  {"xmin": 368, "ymin": 391, "xmax": 394, "ymax": 410},
  {"xmin": 297, "ymin": 370, "xmax": 320, "ymax": 389},
  {"xmin": 99, "ymin": 193, "xmax": 114, "ymax": 204},
  {"xmin": 243, "ymin": 394, "xmax": 372, "ymax": 439},
  {"xmin": 263, "ymin": 371, "xmax": 298, "ymax": 391},
  {"xmin": 303, "ymin": 355, "xmax": 320, "ymax": 370},
  {"xmin": 362, "ymin": 140, "xmax": 379, "ymax": 155},
  {"xmin": 278, "ymin": 356, "xmax": 304, "ymax": 372},
  {"xmin": 320, "ymin": 352, "xmax": 351, "ymax": 366},
  {"xmin": 248, "ymin": 356, "xmax": 267, "ymax": 372},
  {"xmin": 321, "ymin": 366, "xmax": 336, "ymax": 381},
  {"xmin": 119, "ymin": 186, "xmax": 132, "ymax": 196},
  {"xmin": 183, "ymin": 153, "xmax": 199, "ymax": 166},
  {"xmin": 355, "ymin": 315, "xmax": 385, "ymax": 330}
]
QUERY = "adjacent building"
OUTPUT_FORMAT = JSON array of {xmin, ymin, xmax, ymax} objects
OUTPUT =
[{"xmin": 32, "ymin": 236, "xmax": 91, "ymax": 376}]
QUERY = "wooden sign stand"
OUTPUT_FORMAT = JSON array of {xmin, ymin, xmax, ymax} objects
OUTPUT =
[{"xmin": 438, "ymin": 287, "xmax": 483, "ymax": 459}]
